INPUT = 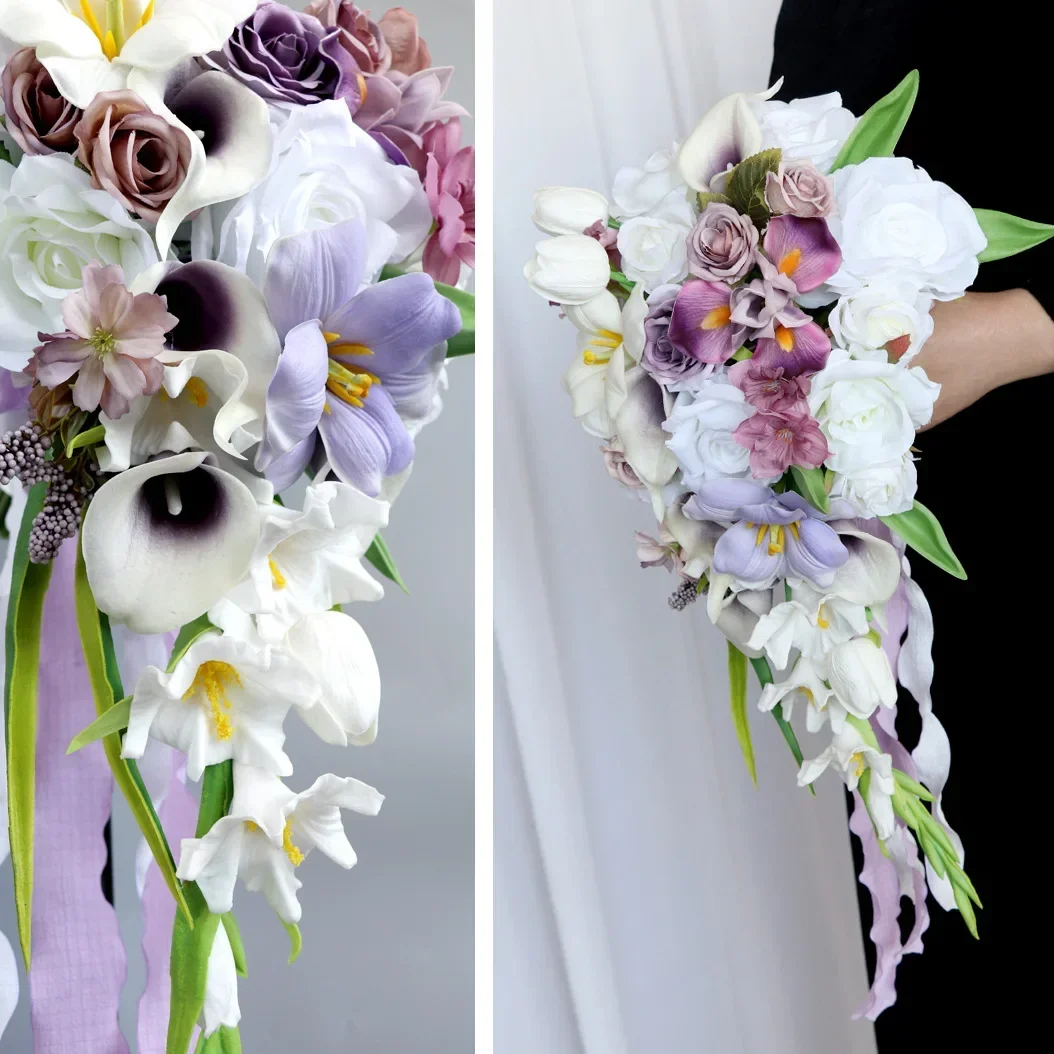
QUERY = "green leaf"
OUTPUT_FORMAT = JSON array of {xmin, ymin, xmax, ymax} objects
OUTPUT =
[
  {"xmin": 66, "ymin": 696, "xmax": 131, "ymax": 754},
  {"xmin": 750, "ymin": 656, "xmax": 815, "ymax": 796},
  {"xmin": 221, "ymin": 914, "xmax": 248, "ymax": 978},
  {"xmin": 952, "ymin": 885, "xmax": 979, "ymax": 939},
  {"xmin": 727, "ymin": 643, "xmax": 756, "ymax": 786},
  {"xmin": 195, "ymin": 1026, "xmax": 242, "ymax": 1053},
  {"xmin": 725, "ymin": 148, "xmax": 782, "ymax": 227},
  {"xmin": 167, "ymin": 613, "xmax": 216, "ymax": 672},
  {"xmin": 730, "ymin": 346, "xmax": 752, "ymax": 362},
  {"xmin": 4, "ymin": 483, "xmax": 52, "ymax": 966},
  {"xmin": 831, "ymin": 69, "xmax": 919, "ymax": 171},
  {"xmin": 788, "ymin": 465, "xmax": 830, "ymax": 514},
  {"xmin": 168, "ymin": 762, "xmax": 233, "ymax": 1054},
  {"xmin": 379, "ymin": 264, "xmax": 474, "ymax": 357},
  {"xmin": 974, "ymin": 208, "xmax": 1054, "ymax": 263},
  {"xmin": 365, "ymin": 533, "xmax": 409, "ymax": 595},
  {"xmin": 697, "ymin": 191, "xmax": 731, "ymax": 210},
  {"xmin": 64, "ymin": 425, "xmax": 105, "ymax": 455},
  {"xmin": 284, "ymin": 921, "xmax": 303, "ymax": 964},
  {"xmin": 880, "ymin": 499, "xmax": 966, "ymax": 580},
  {"xmin": 73, "ymin": 538, "xmax": 192, "ymax": 928},
  {"xmin": 608, "ymin": 271, "xmax": 636, "ymax": 294}
]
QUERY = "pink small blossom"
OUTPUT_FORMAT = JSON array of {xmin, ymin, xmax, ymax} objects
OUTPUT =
[
  {"xmin": 733, "ymin": 410, "xmax": 828, "ymax": 479},
  {"xmin": 423, "ymin": 119, "xmax": 475, "ymax": 285},
  {"xmin": 635, "ymin": 526, "xmax": 683, "ymax": 572},
  {"xmin": 584, "ymin": 220, "xmax": 621, "ymax": 271},
  {"xmin": 728, "ymin": 359, "xmax": 811, "ymax": 414},
  {"xmin": 29, "ymin": 262, "xmax": 177, "ymax": 419}
]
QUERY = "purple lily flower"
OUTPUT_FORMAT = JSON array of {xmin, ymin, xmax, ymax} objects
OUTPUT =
[
  {"xmin": 684, "ymin": 478, "xmax": 848, "ymax": 587},
  {"xmin": 256, "ymin": 219, "xmax": 462, "ymax": 495}
]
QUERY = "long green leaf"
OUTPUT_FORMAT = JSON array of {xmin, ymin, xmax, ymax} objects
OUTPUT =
[
  {"xmin": 880, "ymin": 499, "xmax": 966, "ymax": 580},
  {"xmin": 974, "ymin": 208, "xmax": 1054, "ymax": 263},
  {"xmin": 727, "ymin": 643, "xmax": 756, "ymax": 786},
  {"xmin": 168, "ymin": 761, "xmax": 234, "ymax": 1054},
  {"xmin": 64, "ymin": 425, "xmax": 105, "ymax": 455},
  {"xmin": 789, "ymin": 466, "xmax": 829, "ymax": 514},
  {"xmin": 365, "ymin": 533, "xmax": 409, "ymax": 595},
  {"xmin": 72, "ymin": 538, "xmax": 192, "ymax": 926},
  {"xmin": 66, "ymin": 696, "xmax": 131, "ymax": 754},
  {"xmin": 4, "ymin": 484, "xmax": 51, "ymax": 966},
  {"xmin": 831, "ymin": 70, "xmax": 919, "ymax": 171},
  {"xmin": 750, "ymin": 655, "xmax": 814, "ymax": 796},
  {"xmin": 379, "ymin": 264, "xmax": 474, "ymax": 357}
]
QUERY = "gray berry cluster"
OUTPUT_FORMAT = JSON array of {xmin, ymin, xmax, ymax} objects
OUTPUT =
[{"xmin": 668, "ymin": 578, "xmax": 701, "ymax": 611}]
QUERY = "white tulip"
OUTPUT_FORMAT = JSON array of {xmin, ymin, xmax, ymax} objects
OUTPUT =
[
  {"xmin": 524, "ymin": 234, "xmax": 610, "ymax": 305},
  {"xmin": 828, "ymin": 637, "xmax": 898, "ymax": 717},
  {"xmin": 532, "ymin": 186, "xmax": 609, "ymax": 235}
]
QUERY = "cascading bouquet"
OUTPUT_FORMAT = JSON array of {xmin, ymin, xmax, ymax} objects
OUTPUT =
[
  {"xmin": 525, "ymin": 72, "xmax": 1051, "ymax": 1017},
  {"xmin": 0, "ymin": 0, "xmax": 473, "ymax": 1048}
]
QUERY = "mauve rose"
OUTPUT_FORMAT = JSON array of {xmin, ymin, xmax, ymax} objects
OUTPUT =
[
  {"xmin": 686, "ymin": 203, "xmax": 758, "ymax": 282},
  {"xmin": 74, "ymin": 91, "xmax": 192, "ymax": 222},
  {"xmin": 1, "ymin": 47, "xmax": 81, "ymax": 156},
  {"xmin": 205, "ymin": 2, "xmax": 363, "ymax": 108},
  {"xmin": 765, "ymin": 160, "xmax": 835, "ymax": 218},
  {"xmin": 640, "ymin": 284, "xmax": 706, "ymax": 387},
  {"xmin": 303, "ymin": 0, "xmax": 391, "ymax": 74},
  {"xmin": 601, "ymin": 439, "xmax": 643, "ymax": 488},
  {"xmin": 379, "ymin": 7, "xmax": 432, "ymax": 74}
]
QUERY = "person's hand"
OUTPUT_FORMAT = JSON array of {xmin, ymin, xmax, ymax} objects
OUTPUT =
[{"xmin": 910, "ymin": 289, "xmax": 1054, "ymax": 430}]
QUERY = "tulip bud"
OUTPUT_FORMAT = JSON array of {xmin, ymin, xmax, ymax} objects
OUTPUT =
[
  {"xmin": 829, "ymin": 636, "xmax": 897, "ymax": 717},
  {"xmin": 523, "ymin": 235, "xmax": 611, "ymax": 305},
  {"xmin": 532, "ymin": 186, "xmax": 610, "ymax": 236}
]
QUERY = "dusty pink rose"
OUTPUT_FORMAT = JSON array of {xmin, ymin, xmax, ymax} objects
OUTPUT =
[
  {"xmin": 601, "ymin": 438, "xmax": 643, "ymax": 488},
  {"xmin": 379, "ymin": 7, "xmax": 432, "ymax": 74},
  {"xmin": 765, "ymin": 161, "xmax": 835, "ymax": 219},
  {"xmin": 30, "ymin": 262, "xmax": 177, "ymax": 419},
  {"xmin": 1, "ymin": 47, "xmax": 82, "ymax": 155},
  {"xmin": 74, "ymin": 90, "xmax": 192, "ymax": 222},
  {"xmin": 733, "ymin": 410, "xmax": 828, "ymax": 479},
  {"xmin": 423, "ymin": 119, "xmax": 475, "ymax": 285},
  {"xmin": 728, "ymin": 360, "xmax": 811, "ymax": 414},
  {"xmin": 687, "ymin": 202, "xmax": 758, "ymax": 282},
  {"xmin": 304, "ymin": 0, "xmax": 392, "ymax": 73}
]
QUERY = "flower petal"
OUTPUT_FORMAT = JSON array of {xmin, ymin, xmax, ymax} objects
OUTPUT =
[
  {"xmin": 118, "ymin": 0, "xmax": 259, "ymax": 71},
  {"xmin": 713, "ymin": 521, "xmax": 782, "ymax": 584}
]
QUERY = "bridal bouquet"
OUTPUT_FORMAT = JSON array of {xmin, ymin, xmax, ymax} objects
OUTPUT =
[
  {"xmin": 0, "ymin": 0, "xmax": 473, "ymax": 1048},
  {"xmin": 525, "ymin": 72, "xmax": 1050, "ymax": 1016}
]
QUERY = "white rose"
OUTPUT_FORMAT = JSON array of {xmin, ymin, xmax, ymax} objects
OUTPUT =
[
  {"xmin": 750, "ymin": 92, "xmax": 857, "ymax": 173},
  {"xmin": 199, "ymin": 102, "xmax": 431, "ymax": 287},
  {"xmin": 532, "ymin": 186, "xmax": 609, "ymax": 235},
  {"xmin": 611, "ymin": 144, "xmax": 685, "ymax": 218},
  {"xmin": 0, "ymin": 154, "xmax": 159, "ymax": 370},
  {"xmin": 662, "ymin": 379, "xmax": 754, "ymax": 487},
  {"xmin": 525, "ymin": 234, "xmax": 610, "ymax": 305},
  {"xmin": 829, "ymin": 454, "xmax": 918, "ymax": 517},
  {"xmin": 829, "ymin": 280, "xmax": 934, "ymax": 364},
  {"xmin": 616, "ymin": 192, "xmax": 694, "ymax": 292},
  {"xmin": 809, "ymin": 349, "xmax": 940, "ymax": 474},
  {"xmin": 821, "ymin": 157, "xmax": 986, "ymax": 304}
]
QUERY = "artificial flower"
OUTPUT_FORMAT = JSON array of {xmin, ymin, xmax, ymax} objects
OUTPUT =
[
  {"xmin": 663, "ymin": 380, "xmax": 754, "ymax": 487},
  {"xmin": 686, "ymin": 203, "xmax": 759, "ymax": 282},
  {"xmin": 257, "ymin": 219, "xmax": 461, "ymax": 495},
  {"xmin": 304, "ymin": 0, "xmax": 391, "ymax": 75},
  {"xmin": 746, "ymin": 590, "xmax": 867, "ymax": 669},
  {"xmin": 532, "ymin": 186, "xmax": 609, "ymax": 236},
  {"xmin": 750, "ymin": 91, "xmax": 856, "ymax": 173},
  {"xmin": 602, "ymin": 438, "xmax": 643, "ymax": 488},
  {"xmin": 525, "ymin": 234, "xmax": 611, "ymax": 306},
  {"xmin": 668, "ymin": 280, "xmax": 746, "ymax": 364},
  {"xmin": 828, "ymin": 280, "xmax": 935, "ymax": 365},
  {"xmin": 201, "ymin": 923, "xmax": 241, "ymax": 1037},
  {"xmin": 762, "ymin": 215, "xmax": 842, "ymax": 293},
  {"xmin": 616, "ymin": 194, "xmax": 695, "ymax": 292},
  {"xmin": 727, "ymin": 360, "xmax": 811, "ymax": 414},
  {"xmin": 422, "ymin": 120, "xmax": 475, "ymax": 285},
  {"xmin": 376, "ymin": 5, "xmax": 431, "ymax": 74},
  {"xmin": 827, "ymin": 637, "xmax": 898, "ymax": 721},
  {"xmin": 610, "ymin": 143, "xmax": 685, "ymax": 218},
  {"xmin": 732, "ymin": 409, "xmax": 828, "ymax": 478},
  {"xmin": 828, "ymin": 454, "xmax": 919, "ymax": 518},
  {"xmin": 764, "ymin": 160, "xmax": 835, "ymax": 218},
  {"xmin": 29, "ymin": 262, "xmax": 176, "ymax": 419},
  {"xmin": 634, "ymin": 525, "xmax": 681, "ymax": 571},
  {"xmin": 613, "ymin": 366, "xmax": 679, "ymax": 513},
  {"xmin": 0, "ymin": 47, "xmax": 81, "ymax": 155},
  {"xmin": 638, "ymin": 285, "xmax": 706, "ymax": 389},
  {"xmin": 757, "ymin": 654, "xmax": 834, "ymax": 727},
  {"xmin": 663, "ymin": 497, "xmax": 724, "ymax": 579}
]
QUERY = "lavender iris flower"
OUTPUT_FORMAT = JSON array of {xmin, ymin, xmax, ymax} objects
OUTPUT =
[
  {"xmin": 256, "ymin": 218, "xmax": 461, "ymax": 495},
  {"xmin": 684, "ymin": 478, "xmax": 848, "ymax": 587}
]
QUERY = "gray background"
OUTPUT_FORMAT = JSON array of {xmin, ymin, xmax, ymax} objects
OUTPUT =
[{"xmin": 0, "ymin": 1, "xmax": 474, "ymax": 1048}]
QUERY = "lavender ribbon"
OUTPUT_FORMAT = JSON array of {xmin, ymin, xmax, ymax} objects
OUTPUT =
[{"xmin": 28, "ymin": 543, "xmax": 128, "ymax": 1053}]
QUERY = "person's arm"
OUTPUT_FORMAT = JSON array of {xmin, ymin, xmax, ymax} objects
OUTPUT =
[{"xmin": 912, "ymin": 289, "xmax": 1054, "ymax": 429}]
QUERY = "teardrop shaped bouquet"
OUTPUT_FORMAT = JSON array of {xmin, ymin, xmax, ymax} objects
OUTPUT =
[
  {"xmin": 0, "ymin": 1, "xmax": 473, "ymax": 1048},
  {"xmin": 524, "ymin": 71, "xmax": 1050, "ymax": 1017}
]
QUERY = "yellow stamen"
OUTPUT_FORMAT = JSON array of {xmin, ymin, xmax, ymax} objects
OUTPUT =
[
  {"xmin": 184, "ymin": 377, "xmax": 208, "ymax": 408},
  {"xmin": 816, "ymin": 604, "xmax": 831, "ymax": 630},
  {"xmin": 595, "ymin": 328, "xmax": 623, "ymax": 343},
  {"xmin": 102, "ymin": 29, "xmax": 118, "ymax": 59},
  {"xmin": 328, "ymin": 341, "xmax": 373, "ymax": 358},
  {"xmin": 802, "ymin": 687, "xmax": 815, "ymax": 702},
  {"xmin": 283, "ymin": 820, "xmax": 305, "ymax": 866},
  {"xmin": 80, "ymin": 0, "xmax": 106, "ymax": 45},
  {"xmin": 183, "ymin": 660, "xmax": 241, "ymax": 741},
  {"xmin": 269, "ymin": 556, "xmax": 287, "ymax": 590},
  {"xmin": 326, "ymin": 359, "xmax": 379, "ymax": 408},
  {"xmin": 323, "ymin": 401, "xmax": 332, "ymax": 414},
  {"xmin": 582, "ymin": 350, "xmax": 611, "ymax": 366},
  {"xmin": 778, "ymin": 248, "xmax": 802, "ymax": 277},
  {"xmin": 322, "ymin": 331, "xmax": 342, "ymax": 344},
  {"xmin": 775, "ymin": 326, "xmax": 795, "ymax": 352},
  {"xmin": 589, "ymin": 336, "xmax": 622, "ymax": 350},
  {"xmin": 755, "ymin": 524, "xmax": 767, "ymax": 547},
  {"xmin": 767, "ymin": 524, "xmax": 784, "ymax": 557},
  {"xmin": 788, "ymin": 521, "xmax": 801, "ymax": 541},
  {"xmin": 133, "ymin": 0, "xmax": 154, "ymax": 31},
  {"xmin": 245, "ymin": 820, "xmax": 260, "ymax": 834},
  {"xmin": 850, "ymin": 752, "xmax": 866, "ymax": 778},
  {"xmin": 700, "ymin": 305, "xmax": 732, "ymax": 330}
]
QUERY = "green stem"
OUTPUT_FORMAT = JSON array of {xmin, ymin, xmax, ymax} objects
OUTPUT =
[{"xmin": 749, "ymin": 655, "xmax": 815, "ymax": 795}]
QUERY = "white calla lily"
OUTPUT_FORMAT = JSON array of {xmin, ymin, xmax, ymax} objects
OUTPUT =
[
  {"xmin": 121, "ymin": 629, "xmax": 319, "ymax": 780},
  {"xmin": 81, "ymin": 451, "xmax": 261, "ymax": 633},
  {"xmin": 664, "ymin": 498, "xmax": 721, "ymax": 580},
  {"xmin": 177, "ymin": 764, "xmax": 384, "ymax": 924},
  {"xmin": 201, "ymin": 921, "xmax": 241, "ymax": 1038},
  {"xmin": 827, "ymin": 524, "xmax": 902, "ymax": 607},
  {"xmin": 614, "ymin": 364, "xmax": 678, "ymax": 519}
]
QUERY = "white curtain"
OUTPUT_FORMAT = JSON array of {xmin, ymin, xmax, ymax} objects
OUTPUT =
[{"xmin": 494, "ymin": 2, "xmax": 878, "ymax": 1052}]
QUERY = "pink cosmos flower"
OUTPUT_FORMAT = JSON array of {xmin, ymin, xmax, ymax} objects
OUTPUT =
[
  {"xmin": 733, "ymin": 410, "xmax": 828, "ymax": 479},
  {"xmin": 423, "ymin": 119, "xmax": 475, "ymax": 285},
  {"xmin": 728, "ymin": 359, "xmax": 811, "ymax": 414},
  {"xmin": 30, "ymin": 262, "xmax": 177, "ymax": 419}
]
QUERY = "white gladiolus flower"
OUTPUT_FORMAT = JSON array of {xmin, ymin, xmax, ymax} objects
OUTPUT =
[
  {"xmin": 177, "ymin": 765, "xmax": 384, "ymax": 924},
  {"xmin": 663, "ymin": 380, "xmax": 755, "ymax": 488},
  {"xmin": 532, "ymin": 186, "xmax": 609, "ymax": 235},
  {"xmin": 201, "ymin": 922, "xmax": 241, "ymax": 1038},
  {"xmin": 611, "ymin": 144, "xmax": 685, "ymax": 218},
  {"xmin": 524, "ymin": 234, "xmax": 611, "ymax": 305},
  {"xmin": 747, "ymin": 592, "xmax": 868, "ymax": 670},
  {"xmin": 829, "ymin": 281, "xmax": 935, "ymax": 364},
  {"xmin": 758, "ymin": 654, "xmax": 834, "ymax": 726},
  {"xmin": 750, "ymin": 92, "xmax": 857, "ymax": 173}
]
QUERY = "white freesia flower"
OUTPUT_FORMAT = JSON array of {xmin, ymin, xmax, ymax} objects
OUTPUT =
[
  {"xmin": 829, "ymin": 454, "xmax": 919, "ymax": 517},
  {"xmin": 747, "ymin": 592, "xmax": 868, "ymax": 669},
  {"xmin": 177, "ymin": 764, "xmax": 384, "ymax": 924},
  {"xmin": 663, "ymin": 380, "xmax": 754, "ymax": 488},
  {"xmin": 0, "ymin": 154, "xmax": 158, "ymax": 369},
  {"xmin": 798, "ymin": 724, "xmax": 896, "ymax": 839},
  {"xmin": 821, "ymin": 157, "xmax": 987, "ymax": 303},
  {"xmin": 0, "ymin": 0, "xmax": 256, "ymax": 108},
  {"xmin": 121, "ymin": 630, "xmax": 320, "ymax": 781},
  {"xmin": 532, "ymin": 186, "xmax": 609, "ymax": 235},
  {"xmin": 222, "ymin": 481, "xmax": 389, "ymax": 642},
  {"xmin": 758, "ymin": 654, "xmax": 834, "ymax": 727},
  {"xmin": 616, "ymin": 193, "xmax": 694, "ymax": 292},
  {"xmin": 611, "ymin": 144, "xmax": 686, "ymax": 218},
  {"xmin": 200, "ymin": 102, "xmax": 431, "ymax": 286},
  {"xmin": 524, "ymin": 234, "xmax": 610, "ymax": 305},
  {"xmin": 202, "ymin": 922, "xmax": 241, "ymax": 1038},
  {"xmin": 809, "ymin": 349, "xmax": 940, "ymax": 474},
  {"xmin": 829, "ymin": 281, "xmax": 934, "ymax": 364},
  {"xmin": 750, "ymin": 92, "xmax": 857, "ymax": 173}
]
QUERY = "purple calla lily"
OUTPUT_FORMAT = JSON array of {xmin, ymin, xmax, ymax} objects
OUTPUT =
[
  {"xmin": 257, "ymin": 218, "xmax": 462, "ymax": 495},
  {"xmin": 685, "ymin": 478, "xmax": 848, "ymax": 587}
]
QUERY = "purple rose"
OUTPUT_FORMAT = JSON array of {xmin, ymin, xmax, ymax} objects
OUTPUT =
[
  {"xmin": 205, "ymin": 2, "xmax": 363, "ymax": 108},
  {"xmin": 1, "ymin": 47, "xmax": 81, "ymax": 156},
  {"xmin": 765, "ymin": 161, "xmax": 835, "ymax": 219},
  {"xmin": 640, "ymin": 285, "xmax": 706, "ymax": 386},
  {"xmin": 303, "ymin": 0, "xmax": 392, "ymax": 74},
  {"xmin": 686, "ymin": 202, "xmax": 758, "ymax": 282}
]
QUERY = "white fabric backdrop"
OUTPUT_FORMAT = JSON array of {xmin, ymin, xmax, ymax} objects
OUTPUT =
[{"xmin": 494, "ymin": 2, "xmax": 879, "ymax": 1052}]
